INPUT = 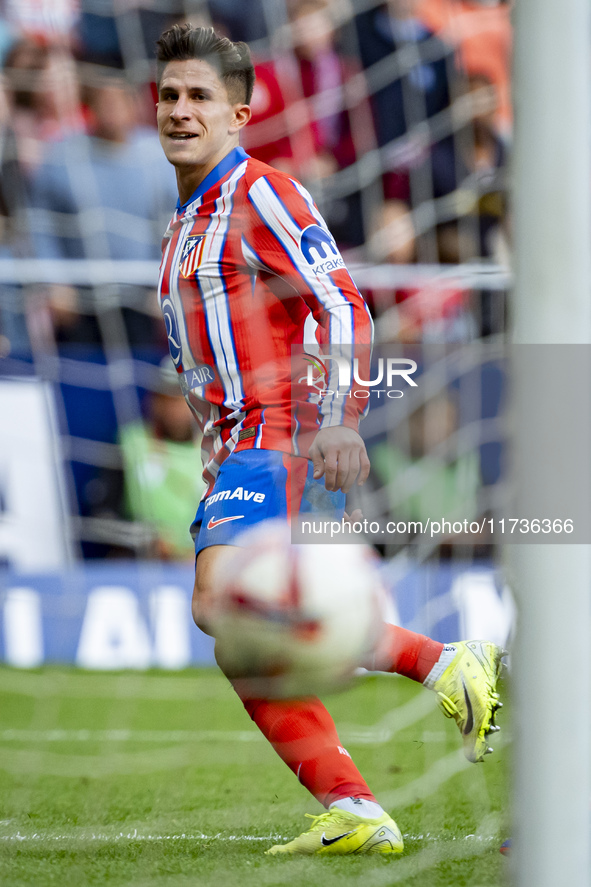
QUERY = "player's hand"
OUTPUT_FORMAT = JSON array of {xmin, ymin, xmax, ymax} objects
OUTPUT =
[
  {"xmin": 343, "ymin": 508, "xmax": 364, "ymax": 527},
  {"xmin": 309, "ymin": 426, "xmax": 370, "ymax": 494}
]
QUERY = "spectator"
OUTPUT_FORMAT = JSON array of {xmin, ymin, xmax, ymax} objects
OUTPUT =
[
  {"xmin": 0, "ymin": 71, "xmax": 26, "ymax": 241},
  {"xmin": 76, "ymin": 0, "xmax": 266, "ymax": 72},
  {"xmin": 366, "ymin": 199, "xmax": 471, "ymax": 342},
  {"xmin": 369, "ymin": 392, "xmax": 480, "ymax": 537},
  {"xmin": 3, "ymin": 38, "xmax": 83, "ymax": 175},
  {"xmin": 431, "ymin": 73, "xmax": 508, "ymax": 263},
  {"xmin": 208, "ymin": 0, "xmax": 269, "ymax": 42},
  {"xmin": 244, "ymin": 0, "xmax": 374, "ymax": 245},
  {"xmin": 368, "ymin": 198, "xmax": 416, "ymax": 267},
  {"xmin": 3, "ymin": 0, "xmax": 80, "ymax": 50},
  {"xmin": 119, "ymin": 358, "xmax": 205, "ymax": 561},
  {"xmin": 427, "ymin": 72, "xmax": 509, "ymax": 336},
  {"xmin": 354, "ymin": 0, "xmax": 461, "ymax": 208},
  {"xmin": 27, "ymin": 70, "xmax": 177, "ymax": 346},
  {"xmin": 417, "ymin": 0, "xmax": 512, "ymax": 137},
  {"xmin": 0, "ymin": 73, "xmax": 30, "ymax": 355}
]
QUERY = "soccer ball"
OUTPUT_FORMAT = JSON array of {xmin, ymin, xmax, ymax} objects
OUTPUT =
[{"xmin": 207, "ymin": 521, "xmax": 387, "ymax": 698}]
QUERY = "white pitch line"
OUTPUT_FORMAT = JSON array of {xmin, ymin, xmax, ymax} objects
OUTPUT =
[
  {"xmin": 0, "ymin": 831, "xmax": 282, "ymax": 844},
  {"xmin": 0, "ymin": 830, "xmax": 500, "ymax": 845},
  {"xmin": 0, "ymin": 671, "xmax": 460, "ymax": 750}
]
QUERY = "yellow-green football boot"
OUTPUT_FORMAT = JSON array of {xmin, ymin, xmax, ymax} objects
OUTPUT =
[
  {"xmin": 266, "ymin": 808, "xmax": 403, "ymax": 856},
  {"xmin": 430, "ymin": 640, "xmax": 504, "ymax": 763}
]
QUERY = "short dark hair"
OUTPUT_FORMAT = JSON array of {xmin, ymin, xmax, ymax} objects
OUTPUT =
[{"xmin": 156, "ymin": 25, "xmax": 255, "ymax": 104}]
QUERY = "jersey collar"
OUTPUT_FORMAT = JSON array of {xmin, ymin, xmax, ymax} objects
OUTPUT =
[{"xmin": 176, "ymin": 146, "xmax": 249, "ymax": 212}]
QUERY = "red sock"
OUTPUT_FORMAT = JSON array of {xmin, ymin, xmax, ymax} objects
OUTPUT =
[
  {"xmin": 371, "ymin": 624, "xmax": 445, "ymax": 683},
  {"xmin": 237, "ymin": 692, "xmax": 376, "ymax": 807}
]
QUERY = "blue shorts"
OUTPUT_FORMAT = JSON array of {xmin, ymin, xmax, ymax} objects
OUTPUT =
[{"xmin": 191, "ymin": 449, "xmax": 345, "ymax": 554}]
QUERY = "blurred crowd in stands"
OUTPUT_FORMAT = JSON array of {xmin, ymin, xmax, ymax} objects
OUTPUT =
[{"xmin": 0, "ymin": 0, "xmax": 511, "ymax": 560}]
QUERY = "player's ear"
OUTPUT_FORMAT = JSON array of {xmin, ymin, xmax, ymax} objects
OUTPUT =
[{"xmin": 230, "ymin": 103, "xmax": 252, "ymax": 133}]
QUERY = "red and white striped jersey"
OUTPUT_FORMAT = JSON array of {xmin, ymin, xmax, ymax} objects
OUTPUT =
[{"xmin": 158, "ymin": 146, "xmax": 373, "ymax": 491}]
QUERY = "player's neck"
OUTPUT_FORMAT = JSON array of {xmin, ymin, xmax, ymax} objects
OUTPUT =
[{"xmin": 175, "ymin": 140, "xmax": 241, "ymax": 206}]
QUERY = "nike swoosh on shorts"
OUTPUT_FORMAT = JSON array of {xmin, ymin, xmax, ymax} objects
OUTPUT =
[{"xmin": 207, "ymin": 515, "xmax": 245, "ymax": 529}]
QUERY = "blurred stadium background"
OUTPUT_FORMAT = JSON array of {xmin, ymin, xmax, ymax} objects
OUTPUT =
[
  {"xmin": 0, "ymin": 0, "xmax": 513, "ymax": 665},
  {"xmin": 0, "ymin": 2, "xmax": 518, "ymax": 882}
]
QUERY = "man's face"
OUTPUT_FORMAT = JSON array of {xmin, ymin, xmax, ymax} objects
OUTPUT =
[
  {"xmin": 90, "ymin": 81, "xmax": 136, "ymax": 143},
  {"xmin": 157, "ymin": 59, "xmax": 247, "ymax": 172}
]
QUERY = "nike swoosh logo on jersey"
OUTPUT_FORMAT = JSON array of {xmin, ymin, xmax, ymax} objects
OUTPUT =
[
  {"xmin": 321, "ymin": 831, "xmax": 354, "ymax": 846},
  {"xmin": 462, "ymin": 678, "xmax": 474, "ymax": 735},
  {"xmin": 207, "ymin": 515, "xmax": 245, "ymax": 530}
]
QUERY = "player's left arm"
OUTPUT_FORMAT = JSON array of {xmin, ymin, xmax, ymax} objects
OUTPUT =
[
  {"xmin": 243, "ymin": 172, "xmax": 374, "ymax": 492},
  {"xmin": 308, "ymin": 424, "xmax": 370, "ymax": 494}
]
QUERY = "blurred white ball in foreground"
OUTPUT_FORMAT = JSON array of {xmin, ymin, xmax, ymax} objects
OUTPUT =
[{"xmin": 208, "ymin": 521, "xmax": 387, "ymax": 698}]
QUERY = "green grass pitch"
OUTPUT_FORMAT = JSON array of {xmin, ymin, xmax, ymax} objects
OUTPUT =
[{"xmin": 0, "ymin": 667, "xmax": 509, "ymax": 886}]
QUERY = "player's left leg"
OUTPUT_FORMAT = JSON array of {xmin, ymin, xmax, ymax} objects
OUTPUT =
[{"xmin": 299, "ymin": 466, "xmax": 505, "ymax": 763}]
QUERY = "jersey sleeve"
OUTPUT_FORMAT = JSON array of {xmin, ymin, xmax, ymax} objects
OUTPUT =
[{"xmin": 242, "ymin": 171, "xmax": 373, "ymax": 430}]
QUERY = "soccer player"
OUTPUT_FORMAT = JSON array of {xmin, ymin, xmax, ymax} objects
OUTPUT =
[{"xmin": 155, "ymin": 24, "xmax": 503, "ymax": 856}]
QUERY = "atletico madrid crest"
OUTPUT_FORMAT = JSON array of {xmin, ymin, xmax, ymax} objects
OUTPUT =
[{"xmin": 179, "ymin": 235, "xmax": 205, "ymax": 278}]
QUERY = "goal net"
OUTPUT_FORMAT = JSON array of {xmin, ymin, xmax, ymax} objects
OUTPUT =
[{"xmin": 0, "ymin": 0, "xmax": 517, "ymax": 878}]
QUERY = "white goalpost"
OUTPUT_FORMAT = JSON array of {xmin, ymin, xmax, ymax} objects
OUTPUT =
[{"xmin": 512, "ymin": 0, "xmax": 591, "ymax": 885}]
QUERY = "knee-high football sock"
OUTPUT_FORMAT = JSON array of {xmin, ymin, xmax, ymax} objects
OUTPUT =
[
  {"xmin": 237, "ymin": 692, "xmax": 376, "ymax": 808},
  {"xmin": 369, "ymin": 624, "xmax": 446, "ymax": 683}
]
